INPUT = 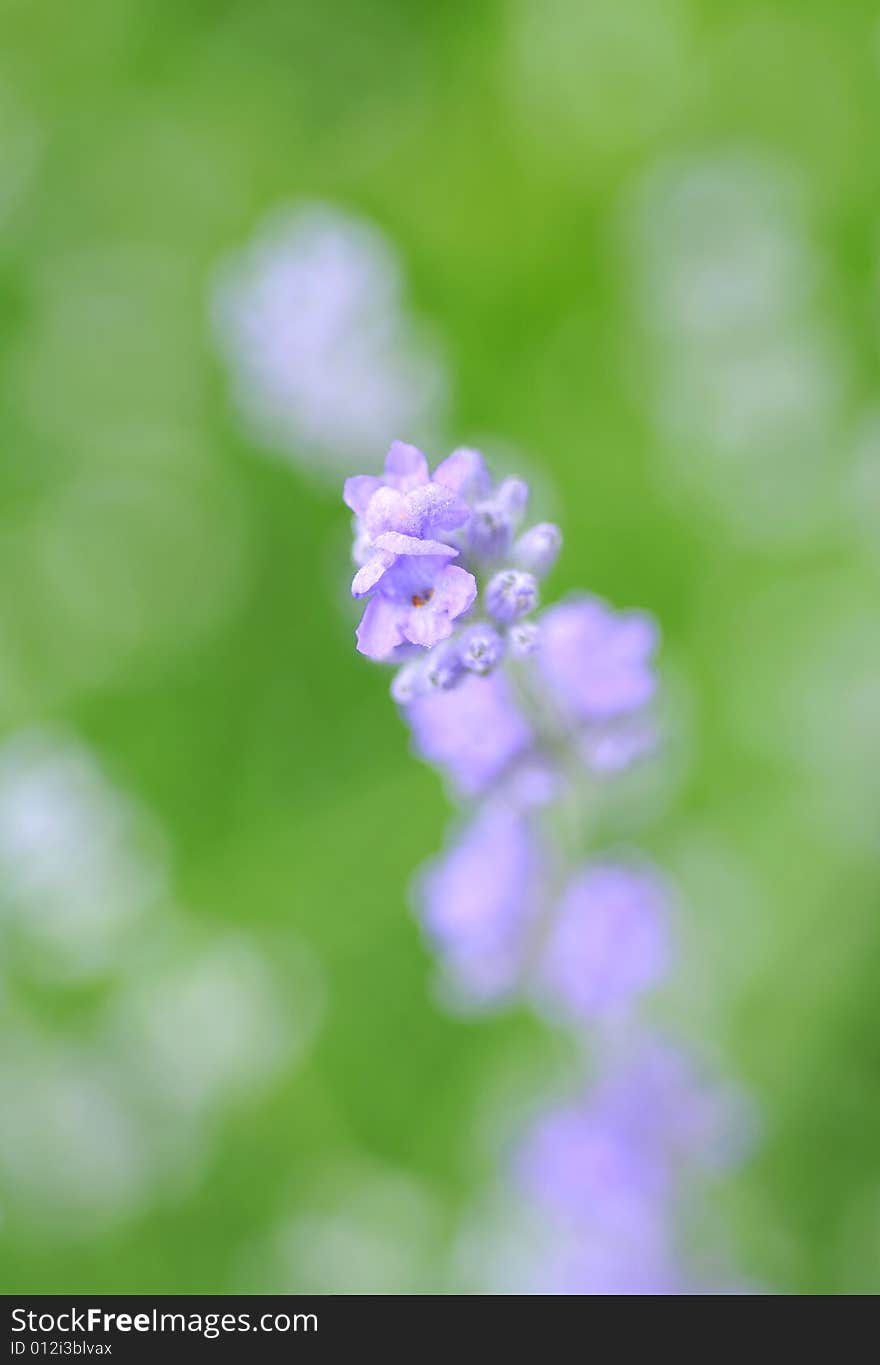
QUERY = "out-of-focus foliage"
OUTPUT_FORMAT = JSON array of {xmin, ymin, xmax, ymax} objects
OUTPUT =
[{"xmin": 0, "ymin": 0, "xmax": 878, "ymax": 1293}]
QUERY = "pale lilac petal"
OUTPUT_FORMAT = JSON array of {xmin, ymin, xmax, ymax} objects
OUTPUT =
[
  {"xmin": 431, "ymin": 563, "xmax": 477, "ymax": 618},
  {"xmin": 372, "ymin": 532, "xmax": 458, "ymax": 559},
  {"xmin": 384, "ymin": 440, "xmax": 429, "ymax": 489},
  {"xmin": 402, "ymin": 605, "xmax": 456, "ymax": 648},
  {"xmin": 343, "ymin": 475, "xmax": 382, "ymax": 517},
  {"xmin": 351, "ymin": 548, "xmax": 396, "ymax": 598},
  {"xmin": 362, "ymin": 486, "xmax": 419, "ymax": 538},
  {"xmin": 406, "ymin": 481, "xmax": 470, "ymax": 533},
  {"xmin": 355, "ymin": 595, "xmax": 405, "ymax": 659},
  {"xmin": 400, "ymin": 566, "xmax": 474, "ymax": 648},
  {"xmin": 378, "ymin": 555, "xmax": 457, "ymax": 604}
]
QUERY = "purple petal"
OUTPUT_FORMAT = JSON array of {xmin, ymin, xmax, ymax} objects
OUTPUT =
[
  {"xmin": 384, "ymin": 440, "xmax": 429, "ymax": 490},
  {"xmin": 351, "ymin": 548, "xmax": 396, "ymax": 598},
  {"xmin": 355, "ymin": 595, "xmax": 405, "ymax": 659},
  {"xmin": 431, "ymin": 563, "xmax": 477, "ymax": 618},
  {"xmin": 362, "ymin": 486, "xmax": 418, "ymax": 538},
  {"xmin": 401, "ymin": 564, "xmax": 476, "ymax": 647},
  {"xmin": 372, "ymin": 531, "xmax": 458, "ymax": 559},
  {"xmin": 379, "ymin": 552, "xmax": 462, "ymax": 602},
  {"xmin": 343, "ymin": 475, "xmax": 382, "ymax": 517},
  {"xmin": 406, "ymin": 481, "xmax": 471, "ymax": 534},
  {"xmin": 402, "ymin": 604, "xmax": 456, "ymax": 648}
]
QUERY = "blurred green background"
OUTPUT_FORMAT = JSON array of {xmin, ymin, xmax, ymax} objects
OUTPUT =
[{"xmin": 1, "ymin": 0, "xmax": 879, "ymax": 1293}]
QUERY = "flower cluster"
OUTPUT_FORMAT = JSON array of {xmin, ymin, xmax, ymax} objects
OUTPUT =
[
  {"xmin": 346, "ymin": 440, "xmax": 663, "ymax": 1009},
  {"xmin": 344, "ymin": 441, "xmax": 751, "ymax": 1293}
]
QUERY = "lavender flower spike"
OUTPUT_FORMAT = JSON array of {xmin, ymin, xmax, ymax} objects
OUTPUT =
[{"xmin": 343, "ymin": 440, "xmax": 753, "ymax": 1295}]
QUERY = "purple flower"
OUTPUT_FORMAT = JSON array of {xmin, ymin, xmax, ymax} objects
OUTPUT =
[
  {"xmin": 594, "ymin": 1042, "xmax": 756, "ymax": 1174},
  {"xmin": 514, "ymin": 1100, "xmax": 668, "ymax": 1232},
  {"xmin": 212, "ymin": 205, "xmax": 446, "ymax": 474},
  {"xmin": 346, "ymin": 445, "xmax": 470, "ymax": 591},
  {"xmin": 507, "ymin": 1033, "xmax": 755, "ymax": 1294},
  {"xmin": 417, "ymin": 805, "xmax": 544, "ymax": 1004},
  {"xmin": 346, "ymin": 442, "xmax": 481, "ymax": 660},
  {"xmin": 405, "ymin": 672, "xmax": 533, "ymax": 796},
  {"xmin": 535, "ymin": 863, "xmax": 670, "ymax": 1020},
  {"xmin": 356, "ymin": 563, "xmax": 477, "ymax": 659},
  {"xmin": 513, "ymin": 1039, "xmax": 744, "ymax": 1230},
  {"xmin": 537, "ymin": 596, "xmax": 658, "ymax": 720}
]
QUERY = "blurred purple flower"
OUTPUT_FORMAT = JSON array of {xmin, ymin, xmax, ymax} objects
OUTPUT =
[
  {"xmin": 594, "ymin": 1040, "xmax": 757, "ymax": 1174},
  {"xmin": 212, "ymin": 205, "xmax": 446, "ymax": 474},
  {"xmin": 347, "ymin": 442, "xmax": 478, "ymax": 659},
  {"xmin": 417, "ymin": 805, "xmax": 544, "ymax": 1004},
  {"xmin": 538, "ymin": 596, "xmax": 659, "ymax": 720},
  {"xmin": 535, "ymin": 863, "xmax": 671, "ymax": 1021},
  {"xmin": 509, "ymin": 1036, "xmax": 753, "ymax": 1293},
  {"xmin": 515, "ymin": 1100, "xmax": 668, "ymax": 1231},
  {"xmin": 405, "ymin": 672, "xmax": 533, "ymax": 797}
]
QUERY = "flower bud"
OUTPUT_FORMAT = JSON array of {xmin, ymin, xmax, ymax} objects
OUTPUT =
[
  {"xmin": 459, "ymin": 623, "xmax": 505, "ymax": 676},
  {"xmin": 514, "ymin": 522, "xmax": 562, "ymax": 577},
  {"xmin": 485, "ymin": 570, "xmax": 539, "ymax": 624},
  {"xmin": 509, "ymin": 621, "xmax": 541, "ymax": 656}
]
